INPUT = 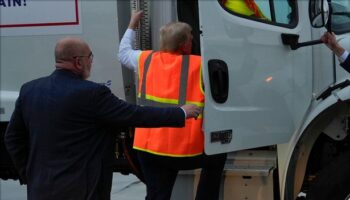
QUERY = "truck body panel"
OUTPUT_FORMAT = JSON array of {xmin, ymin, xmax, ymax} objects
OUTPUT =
[{"xmin": 0, "ymin": 0, "xmax": 124, "ymax": 122}]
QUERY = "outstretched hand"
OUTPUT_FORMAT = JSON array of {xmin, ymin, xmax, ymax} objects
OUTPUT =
[
  {"xmin": 128, "ymin": 10, "xmax": 143, "ymax": 30},
  {"xmin": 181, "ymin": 104, "xmax": 202, "ymax": 119}
]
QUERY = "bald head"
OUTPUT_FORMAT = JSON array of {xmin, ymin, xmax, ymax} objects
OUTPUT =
[
  {"xmin": 55, "ymin": 37, "xmax": 90, "ymax": 63},
  {"xmin": 54, "ymin": 37, "xmax": 93, "ymax": 79}
]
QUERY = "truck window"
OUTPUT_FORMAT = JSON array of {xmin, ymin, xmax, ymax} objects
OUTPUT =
[
  {"xmin": 220, "ymin": 0, "xmax": 297, "ymax": 27},
  {"xmin": 331, "ymin": 0, "xmax": 350, "ymax": 34}
]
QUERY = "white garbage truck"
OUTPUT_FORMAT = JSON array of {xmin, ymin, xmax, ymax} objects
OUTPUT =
[{"xmin": 1, "ymin": 0, "xmax": 350, "ymax": 199}]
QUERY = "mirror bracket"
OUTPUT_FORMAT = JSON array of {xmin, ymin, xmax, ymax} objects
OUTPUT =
[{"xmin": 281, "ymin": 33, "xmax": 323, "ymax": 50}]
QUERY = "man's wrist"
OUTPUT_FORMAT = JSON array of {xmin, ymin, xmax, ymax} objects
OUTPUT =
[
  {"xmin": 339, "ymin": 50, "xmax": 349, "ymax": 63},
  {"xmin": 128, "ymin": 21, "xmax": 138, "ymax": 30},
  {"xmin": 180, "ymin": 107, "xmax": 187, "ymax": 119},
  {"xmin": 334, "ymin": 44, "xmax": 345, "ymax": 57}
]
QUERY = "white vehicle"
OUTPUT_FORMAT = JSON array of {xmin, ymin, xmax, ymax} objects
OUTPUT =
[{"xmin": 1, "ymin": 0, "xmax": 350, "ymax": 199}]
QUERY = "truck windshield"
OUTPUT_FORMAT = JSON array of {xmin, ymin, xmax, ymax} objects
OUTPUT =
[{"xmin": 332, "ymin": 0, "xmax": 350, "ymax": 34}]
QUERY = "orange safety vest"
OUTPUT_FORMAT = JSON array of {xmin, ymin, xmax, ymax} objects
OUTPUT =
[{"xmin": 133, "ymin": 50, "xmax": 205, "ymax": 157}]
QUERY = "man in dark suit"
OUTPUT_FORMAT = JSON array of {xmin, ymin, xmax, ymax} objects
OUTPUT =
[
  {"xmin": 4, "ymin": 37, "xmax": 201, "ymax": 200},
  {"xmin": 321, "ymin": 32, "xmax": 350, "ymax": 72}
]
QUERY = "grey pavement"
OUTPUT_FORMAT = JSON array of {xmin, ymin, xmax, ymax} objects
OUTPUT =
[{"xmin": 111, "ymin": 174, "xmax": 146, "ymax": 200}]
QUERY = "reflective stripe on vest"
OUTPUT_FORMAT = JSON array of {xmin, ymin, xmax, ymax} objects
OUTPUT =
[{"xmin": 134, "ymin": 50, "xmax": 204, "ymax": 157}]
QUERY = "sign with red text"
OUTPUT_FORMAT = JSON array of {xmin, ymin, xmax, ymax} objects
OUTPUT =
[{"xmin": 0, "ymin": 0, "xmax": 82, "ymax": 36}]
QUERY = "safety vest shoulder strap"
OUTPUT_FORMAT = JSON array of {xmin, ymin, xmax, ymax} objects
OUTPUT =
[
  {"xmin": 139, "ymin": 51, "xmax": 154, "ymax": 104},
  {"xmin": 178, "ymin": 54, "xmax": 190, "ymax": 105}
]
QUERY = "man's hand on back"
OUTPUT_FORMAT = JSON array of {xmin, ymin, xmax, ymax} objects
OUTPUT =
[{"xmin": 181, "ymin": 104, "xmax": 202, "ymax": 119}]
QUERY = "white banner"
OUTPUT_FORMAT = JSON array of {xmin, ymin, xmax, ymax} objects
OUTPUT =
[{"xmin": 0, "ymin": 0, "xmax": 82, "ymax": 36}]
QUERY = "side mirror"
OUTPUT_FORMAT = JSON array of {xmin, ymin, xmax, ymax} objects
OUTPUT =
[
  {"xmin": 309, "ymin": 0, "xmax": 330, "ymax": 28},
  {"xmin": 282, "ymin": 0, "xmax": 333, "ymax": 50}
]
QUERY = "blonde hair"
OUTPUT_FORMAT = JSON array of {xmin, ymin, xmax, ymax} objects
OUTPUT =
[{"xmin": 160, "ymin": 22, "xmax": 192, "ymax": 52}]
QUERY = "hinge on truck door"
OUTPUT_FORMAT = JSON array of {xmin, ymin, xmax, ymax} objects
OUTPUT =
[{"xmin": 210, "ymin": 129, "xmax": 232, "ymax": 144}]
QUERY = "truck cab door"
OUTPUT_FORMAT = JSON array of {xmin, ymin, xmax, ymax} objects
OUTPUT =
[{"xmin": 199, "ymin": 0, "xmax": 313, "ymax": 154}]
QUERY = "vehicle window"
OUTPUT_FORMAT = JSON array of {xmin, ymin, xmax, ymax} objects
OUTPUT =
[
  {"xmin": 331, "ymin": 0, "xmax": 350, "ymax": 34},
  {"xmin": 219, "ymin": 0, "xmax": 297, "ymax": 27}
]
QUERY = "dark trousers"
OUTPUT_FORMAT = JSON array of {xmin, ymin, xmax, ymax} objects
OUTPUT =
[{"xmin": 137, "ymin": 151, "xmax": 227, "ymax": 200}]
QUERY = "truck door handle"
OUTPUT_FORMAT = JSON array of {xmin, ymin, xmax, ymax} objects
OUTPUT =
[{"xmin": 208, "ymin": 59, "xmax": 229, "ymax": 103}]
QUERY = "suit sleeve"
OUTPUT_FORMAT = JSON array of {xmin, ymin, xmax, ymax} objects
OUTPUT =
[
  {"xmin": 4, "ymin": 91, "xmax": 28, "ymax": 184},
  {"xmin": 93, "ymin": 86, "xmax": 185, "ymax": 127},
  {"xmin": 340, "ymin": 55, "xmax": 350, "ymax": 73}
]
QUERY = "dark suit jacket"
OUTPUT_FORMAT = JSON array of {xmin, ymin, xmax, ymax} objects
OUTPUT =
[
  {"xmin": 340, "ymin": 54, "xmax": 350, "ymax": 73},
  {"xmin": 5, "ymin": 69, "xmax": 185, "ymax": 200}
]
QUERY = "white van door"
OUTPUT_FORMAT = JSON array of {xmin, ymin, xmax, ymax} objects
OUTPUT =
[{"xmin": 199, "ymin": 0, "xmax": 313, "ymax": 154}]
